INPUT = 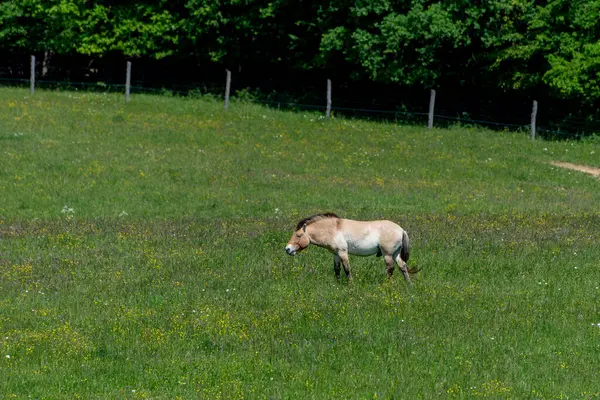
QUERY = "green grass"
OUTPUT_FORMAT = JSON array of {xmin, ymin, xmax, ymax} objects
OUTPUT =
[{"xmin": 1, "ymin": 87, "xmax": 600, "ymax": 399}]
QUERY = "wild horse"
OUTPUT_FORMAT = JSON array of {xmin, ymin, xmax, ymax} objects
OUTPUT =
[{"xmin": 285, "ymin": 213, "xmax": 417, "ymax": 284}]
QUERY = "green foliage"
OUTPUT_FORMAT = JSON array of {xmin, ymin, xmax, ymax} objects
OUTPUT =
[
  {"xmin": 183, "ymin": 0, "xmax": 320, "ymax": 68},
  {"xmin": 0, "ymin": 0, "xmax": 182, "ymax": 58},
  {"xmin": 4, "ymin": 1, "xmax": 600, "ymax": 101},
  {"xmin": 0, "ymin": 1, "xmax": 27, "ymax": 48},
  {"xmin": 320, "ymin": 1, "xmax": 471, "ymax": 84},
  {"xmin": 77, "ymin": 2, "xmax": 182, "ymax": 58},
  {"xmin": 545, "ymin": 43, "xmax": 600, "ymax": 99},
  {"xmin": 491, "ymin": 0, "xmax": 600, "ymax": 98},
  {"xmin": 541, "ymin": 1, "xmax": 600, "ymax": 99},
  {"xmin": 0, "ymin": 0, "xmax": 81, "ymax": 53}
]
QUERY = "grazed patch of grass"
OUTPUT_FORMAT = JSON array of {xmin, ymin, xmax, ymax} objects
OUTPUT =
[{"xmin": 0, "ymin": 88, "xmax": 599, "ymax": 398}]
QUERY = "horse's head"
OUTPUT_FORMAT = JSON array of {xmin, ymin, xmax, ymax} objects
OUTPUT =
[{"xmin": 285, "ymin": 224, "xmax": 310, "ymax": 256}]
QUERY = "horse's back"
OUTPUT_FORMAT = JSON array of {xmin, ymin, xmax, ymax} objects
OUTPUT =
[
  {"xmin": 341, "ymin": 219, "xmax": 404, "ymax": 234},
  {"xmin": 339, "ymin": 219, "xmax": 405, "ymax": 254}
]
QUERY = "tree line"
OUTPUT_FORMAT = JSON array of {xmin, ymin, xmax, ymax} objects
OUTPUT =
[{"xmin": 2, "ymin": 0, "xmax": 600, "ymax": 117}]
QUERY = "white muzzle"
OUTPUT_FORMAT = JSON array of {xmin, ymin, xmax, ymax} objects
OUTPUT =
[{"xmin": 285, "ymin": 245, "xmax": 297, "ymax": 256}]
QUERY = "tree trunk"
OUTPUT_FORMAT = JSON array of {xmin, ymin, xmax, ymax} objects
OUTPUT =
[{"xmin": 42, "ymin": 50, "xmax": 53, "ymax": 77}]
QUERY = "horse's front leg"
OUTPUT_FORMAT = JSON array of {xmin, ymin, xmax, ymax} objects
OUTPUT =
[
  {"xmin": 333, "ymin": 255, "xmax": 341, "ymax": 279},
  {"xmin": 339, "ymin": 251, "xmax": 351, "ymax": 280}
]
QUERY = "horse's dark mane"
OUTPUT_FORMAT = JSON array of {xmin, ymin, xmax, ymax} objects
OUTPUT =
[{"xmin": 296, "ymin": 213, "xmax": 340, "ymax": 230}]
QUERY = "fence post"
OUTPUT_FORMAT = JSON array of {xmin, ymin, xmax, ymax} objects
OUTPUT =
[
  {"xmin": 530, "ymin": 100, "xmax": 538, "ymax": 140},
  {"xmin": 326, "ymin": 79, "xmax": 332, "ymax": 118},
  {"xmin": 428, "ymin": 89, "xmax": 436, "ymax": 129},
  {"xmin": 224, "ymin": 69, "xmax": 231, "ymax": 111},
  {"xmin": 125, "ymin": 61, "xmax": 132, "ymax": 102},
  {"xmin": 30, "ymin": 55, "xmax": 36, "ymax": 96}
]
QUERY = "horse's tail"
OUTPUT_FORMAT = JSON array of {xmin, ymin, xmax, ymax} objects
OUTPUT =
[
  {"xmin": 401, "ymin": 230, "xmax": 410, "ymax": 263},
  {"xmin": 401, "ymin": 230, "xmax": 421, "ymax": 275}
]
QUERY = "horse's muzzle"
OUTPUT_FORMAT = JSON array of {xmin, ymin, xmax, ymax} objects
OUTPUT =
[{"xmin": 285, "ymin": 245, "xmax": 297, "ymax": 256}]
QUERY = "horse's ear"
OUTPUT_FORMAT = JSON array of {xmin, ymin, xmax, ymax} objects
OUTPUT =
[{"xmin": 302, "ymin": 224, "xmax": 307, "ymax": 232}]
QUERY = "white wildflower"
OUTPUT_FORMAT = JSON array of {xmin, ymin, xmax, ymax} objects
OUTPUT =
[{"xmin": 61, "ymin": 205, "xmax": 74, "ymax": 215}]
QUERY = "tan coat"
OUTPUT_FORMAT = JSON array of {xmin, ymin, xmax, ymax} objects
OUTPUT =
[{"xmin": 285, "ymin": 213, "xmax": 414, "ymax": 284}]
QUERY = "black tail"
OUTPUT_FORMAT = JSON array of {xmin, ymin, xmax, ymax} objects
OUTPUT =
[
  {"xmin": 401, "ymin": 230, "xmax": 410, "ymax": 263},
  {"xmin": 401, "ymin": 231, "xmax": 420, "ymax": 274}
]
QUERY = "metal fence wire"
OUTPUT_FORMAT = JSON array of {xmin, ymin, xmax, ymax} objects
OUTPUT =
[{"xmin": 3, "ymin": 56, "xmax": 600, "ymax": 139}]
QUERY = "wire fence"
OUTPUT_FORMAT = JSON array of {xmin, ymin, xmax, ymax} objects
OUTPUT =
[{"xmin": 2, "ymin": 56, "xmax": 600, "ymax": 139}]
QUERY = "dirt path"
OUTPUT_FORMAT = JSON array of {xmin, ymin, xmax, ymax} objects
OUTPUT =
[{"xmin": 550, "ymin": 161, "xmax": 600, "ymax": 178}]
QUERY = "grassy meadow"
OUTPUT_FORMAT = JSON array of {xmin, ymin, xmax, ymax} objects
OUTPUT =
[{"xmin": 1, "ymin": 87, "xmax": 600, "ymax": 399}]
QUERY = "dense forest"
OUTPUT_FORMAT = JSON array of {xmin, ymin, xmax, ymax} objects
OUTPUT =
[{"xmin": 2, "ymin": 0, "xmax": 600, "ymax": 132}]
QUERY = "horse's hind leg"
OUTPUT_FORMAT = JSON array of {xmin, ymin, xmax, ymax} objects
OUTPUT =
[
  {"xmin": 384, "ymin": 254, "xmax": 395, "ymax": 277},
  {"xmin": 394, "ymin": 251, "xmax": 413, "ymax": 285},
  {"xmin": 333, "ymin": 255, "xmax": 341, "ymax": 279}
]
